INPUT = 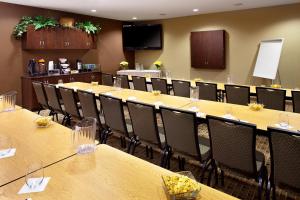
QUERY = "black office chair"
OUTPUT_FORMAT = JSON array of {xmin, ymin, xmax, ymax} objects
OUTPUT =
[
  {"xmin": 292, "ymin": 90, "xmax": 300, "ymax": 113},
  {"xmin": 225, "ymin": 84, "xmax": 250, "ymax": 105},
  {"xmin": 267, "ymin": 127, "xmax": 300, "ymax": 200},
  {"xmin": 160, "ymin": 106, "xmax": 211, "ymax": 176},
  {"xmin": 151, "ymin": 78, "xmax": 169, "ymax": 94},
  {"xmin": 256, "ymin": 87, "xmax": 286, "ymax": 111},
  {"xmin": 101, "ymin": 73, "xmax": 114, "ymax": 86},
  {"xmin": 32, "ymin": 82, "xmax": 50, "ymax": 114},
  {"xmin": 206, "ymin": 115, "xmax": 267, "ymax": 199},
  {"xmin": 132, "ymin": 76, "xmax": 147, "ymax": 91},
  {"xmin": 116, "ymin": 75, "xmax": 130, "ymax": 89},
  {"xmin": 196, "ymin": 82, "xmax": 218, "ymax": 101},
  {"xmin": 172, "ymin": 80, "xmax": 191, "ymax": 97},
  {"xmin": 127, "ymin": 100, "xmax": 165, "ymax": 156}
]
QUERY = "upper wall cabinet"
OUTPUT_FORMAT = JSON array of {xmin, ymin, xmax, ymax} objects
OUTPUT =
[
  {"xmin": 190, "ymin": 30, "xmax": 225, "ymax": 69},
  {"xmin": 22, "ymin": 26, "xmax": 97, "ymax": 50}
]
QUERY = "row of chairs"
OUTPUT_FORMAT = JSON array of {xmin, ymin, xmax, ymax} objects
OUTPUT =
[
  {"xmin": 101, "ymin": 73, "xmax": 300, "ymax": 112},
  {"xmin": 33, "ymin": 81, "xmax": 300, "ymax": 199}
]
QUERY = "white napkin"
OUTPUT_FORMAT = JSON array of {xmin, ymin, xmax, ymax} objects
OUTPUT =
[
  {"xmin": 196, "ymin": 112, "xmax": 206, "ymax": 118},
  {"xmin": 154, "ymin": 101, "xmax": 163, "ymax": 109},
  {"xmin": 188, "ymin": 107, "xmax": 206, "ymax": 118},
  {"xmin": 275, "ymin": 123, "xmax": 293, "ymax": 130},
  {"xmin": 18, "ymin": 177, "xmax": 51, "ymax": 194},
  {"xmin": 127, "ymin": 96, "xmax": 137, "ymax": 101},
  {"xmin": 222, "ymin": 114, "xmax": 235, "ymax": 120},
  {"xmin": 86, "ymin": 89, "xmax": 93, "ymax": 92},
  {"xmin": 0, "ymin": 148, "xmax": 16, "ymax": 159},
  {"xmin": 104, "ymin": 92, "xmax": 112, "ymax": 96},
  {"xmin": 188, "ymin": 106, "xmax": 199, "ymax": 112}
]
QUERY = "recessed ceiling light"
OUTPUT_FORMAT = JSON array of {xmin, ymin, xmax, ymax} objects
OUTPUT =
[
  {"xmin": 132, "ymin": 17, "xmax": 137, "ymax": 20},
  {"xmin": 91, "ymin": 9, "xmax": 97, "ymax": 12},
  {"xmin": 193, "ymin": 8, "xmax": 199, "ymax": 12}
]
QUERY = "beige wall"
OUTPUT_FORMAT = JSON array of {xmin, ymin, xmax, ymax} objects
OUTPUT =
[{"xmin": 135, "ymin": 4, "xmax": 300, "ymax": 88}]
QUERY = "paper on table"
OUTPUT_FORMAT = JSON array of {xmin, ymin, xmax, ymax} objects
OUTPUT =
[
  {"xmin": 274, "ymin": 123, "xmax": 293, "ymax": 130},
  {"xmin": 86, "ymin": 89, "xmax": 93, "ymax": 92},
  {"xmin": 0, "ymin": 148, "xmax": 16, "ymax": 159},
  {"xmin": 196, "ymin": 112, "xmax": 206, "ymax": 118},
  {"xmin": 222, "ymin": 114, "xmax": 235, "ymax": 120},
  {"xmin": 127, "ymin": 96, "xmax": 137, "ymax": 101},
  {"xmin": 18, "ymin": 177, "xmax": 51, "ymax": 194},
  {"xmin": 104, "ymin": 92, "xmax": 112, "ymax": 96}
]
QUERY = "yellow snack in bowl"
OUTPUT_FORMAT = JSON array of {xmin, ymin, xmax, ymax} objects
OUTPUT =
[
  {"xmin": 152, "ymin": 90, "xmax": 161, "ymax": 96},
  {"xmin": 271, "ymin": 84, "xmax": 281, "ymax": 89},
  {"xmin": 35, "ymin": 116, "xmax": 52, "ymax": 127},
  {"xmin": 248, "ymin": 103, "xmax": 264, "ymax": 111},
  {"xmin": 162, "ymin": 174, "xmax": 201, "ymax": 195}
]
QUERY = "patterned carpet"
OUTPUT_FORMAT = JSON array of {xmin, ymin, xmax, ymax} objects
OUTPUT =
[{"xmin": 41, "ymin": 101, "xmax": 300, "ymax": 200}]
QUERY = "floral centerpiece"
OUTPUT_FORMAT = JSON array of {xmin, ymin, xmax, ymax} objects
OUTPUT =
[
  {"xmin": 120, "ymin": 61, "xmax": 129, "ymax": 69},
  {"xmin": 154, "ymin": 61, "xmax": 162, "ymax": 70}
]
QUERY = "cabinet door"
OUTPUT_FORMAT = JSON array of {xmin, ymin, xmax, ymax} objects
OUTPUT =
[
  {"xmin": 191, "ymin": 32, "xmax": 208, "ymax": 67},
  {"xmin": 43, "ymin": 28, "xmax": 56, "ymax": 49},
  {"xmin": 23, "ymin": 26, "xmax": 45, "ymax": 49},
  {"xmin": 206, "ymin": 30, "xmax": 225, "ymax": 69}
]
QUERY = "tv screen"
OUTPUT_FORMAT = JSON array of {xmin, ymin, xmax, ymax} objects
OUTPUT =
[{"xmin": 122, "ymin": 24, "xmax": 163, "ymax": 50}]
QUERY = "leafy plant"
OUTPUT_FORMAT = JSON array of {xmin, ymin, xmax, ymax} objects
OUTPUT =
[
  {"xmin": 12, "ymin": 16, "xmax": 33, "ymax": 39},
  {"xmin": 33, "ymin": 16, "xmax": 58, "ymax": 30},
  {"xmin": 12, "ymin": 16, "xmax": 58, "ymax": 39},
  {"xmin": 75, "ymin": 21, "xmax": 101, "ymax": 35}
]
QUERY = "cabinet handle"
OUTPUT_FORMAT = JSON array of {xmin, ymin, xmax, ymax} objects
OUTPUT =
[
  {"xmin": 39, "ymin": 41, "xmax": 42, "ymax": 46},
  {"xmin": 86, "ymin": 42, "xmax": 90, "ymax": 46}
]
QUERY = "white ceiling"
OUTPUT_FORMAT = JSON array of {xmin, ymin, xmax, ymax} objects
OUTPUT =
[{"xmin": 2, "ymin": 0, "xmax": 300, "ymax": 21}]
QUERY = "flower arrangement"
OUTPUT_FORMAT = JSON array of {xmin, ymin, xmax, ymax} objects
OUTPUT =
[
  {"xmin": 154, "ymin": 61, "xmax": 162, "ymax": 70},
  {"xmin": 120, "ymin": 61, "xmax": 129, "ymax": 69}
]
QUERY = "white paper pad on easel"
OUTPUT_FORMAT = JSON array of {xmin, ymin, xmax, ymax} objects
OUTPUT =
[
  {"xmin": 0, "ymin": 148, "xmax": 16, "ymax": 159},
  {"xmin": 18, "ymin": 177, "xmax": 51, "ymax": 194}
]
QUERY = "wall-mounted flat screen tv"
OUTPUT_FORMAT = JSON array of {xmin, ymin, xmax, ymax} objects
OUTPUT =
[{"xmin": 122, "ymin": 24, "xmax": 163, "ymax": 50}]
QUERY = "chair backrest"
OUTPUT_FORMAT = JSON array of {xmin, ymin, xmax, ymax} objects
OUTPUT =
[
  {"xmin": 160, "ymin": 106, "xmax": 201, "ymax": 158},
  {"xmin": 268, "ymin": 127, "xmax": 300, "ymax": 190},
  {"xmin": 101, "ymin": 73, "xmax": 114, "ymax": 86},
  {"xmin": 256, "ymin": 87, "xmax": 286, "ymax": 111},
  {"xmin": 172, "ymin": 80, "xmax": 190, "ymax": 97},
  {"xmin": 127, "ymin": 101, "xmax": 162, "ymax": 147},
  {"xmin": 196, "ymin": 82, "xmax": 218, "ymax": 101},
  {"xmin": 225, "ymin": 84, "xmax": 250, "ymax": 105},
  {"xmin": 59, "ymin": 87, "xmax": 81, "ymax": 119},
  {"xmin": 99, "ymin": 94, "xmax": 128, "ymax": 137},
  {"xmin": 292, "ymin": 90, "xmax": 300, "ymax": 113},
  {"xmin": 132, "ymin": 76, "xmax": 147, "ymax": 91},
  {"xmin": 151, "ymin": 78, "xmax": 168, "ymax": 94},
  {"xmin": 207, "ymin": 115, "xmax": 258, "ymax": 176},
  {"xmin": 117, "ymin": 75, "xmax": 130, "ymax": 89},
  {"xmin": 77, "ymin": 90, "xmax": 101, "ymax": 127},
  {"xmin": 43, "ymin": 84, "xmax": 63, "ymax": 113},
  {"xmin": 32, "ymin": 82, "xmax": 48, "ymax": 108}
]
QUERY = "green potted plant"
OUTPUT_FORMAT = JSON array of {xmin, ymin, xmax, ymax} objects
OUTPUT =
[
  {"xmin": 75, "ymin": 21, "xmax": 101, "ymax": 34},
  {"xmin": 120, "ymin": 61, "xmax": 129, "ymax": 69}
]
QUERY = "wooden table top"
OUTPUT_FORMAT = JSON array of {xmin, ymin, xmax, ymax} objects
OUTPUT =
[
  {"xmin": 0, "ymin": 145, "xmax": 238, "ymax": 200},
  {"xmin": 181, "ymin": 100, "xmax": 300, "ymax": 131},
  {"xmin": 0, "ymin": 108, "xmax": 75, "ymax": 186},
  {"xmin": 105, "ymin": 88, "xmax": 193, "ymax": 109},
  {"xmin": 60, "ymin": 82, "xmax": 117, "ymax": 95}
]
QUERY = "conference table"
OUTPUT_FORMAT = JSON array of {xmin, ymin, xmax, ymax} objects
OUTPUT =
[
  {"xmin": 125, "ymin": 76, "xmax": 293, "ymax": 98},
  {"xmin": 60, "ymin": 82, "xmax": 300, "ymax": 132},
  {"xmin": 0, "ymin": 108, "xmax": 75, "ymax": 186},
  {"xmin": 0, "ymin": 144, "xmax": 238, "ymax": 200}
]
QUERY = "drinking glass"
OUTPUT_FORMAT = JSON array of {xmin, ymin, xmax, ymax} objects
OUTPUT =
[
  {"xmin": 0, "ymin": 135, "xmax": 12, "ymax": 157},
  {"xmin": 224, "ymin": 105, "xmax": 235, "ymax": 119},
  {"xmin": 278, "ymin": 113, "xmax": 289, "ymax": 128},
  {"xmin": 25, "ymin": 161, "xmax": 44, "ymax": 190},
  {"xmin": 0, "ymin": 91, "xmax": 17, "ymax": 112},
  {"xmin": 72, "ymin": 118, "xmax": 97, "ymax": 154},
  {"xmin": 190, "ymin": 86, "xmax": 199, "ymax": 101},
  {"xmin": 114, "ymin": 77, "xmax": 122, "ymax": 89}
]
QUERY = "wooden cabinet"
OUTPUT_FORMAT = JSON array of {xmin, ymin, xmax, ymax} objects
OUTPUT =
[
  {"xmin": 21, "ymin": 72, "xmax": 101, "ymax": 111},
  {"xmin": 191, "ymin": 30, "xmax": 225, "ymax": 69},
  {"xmin": 22, "ymin": 26, "xmax": 97, "ymax": 50}
]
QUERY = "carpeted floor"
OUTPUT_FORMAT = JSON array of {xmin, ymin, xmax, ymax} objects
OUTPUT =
[{"xmin": 40, "ymin": 103, "xmax": 300, "ymax": 200}]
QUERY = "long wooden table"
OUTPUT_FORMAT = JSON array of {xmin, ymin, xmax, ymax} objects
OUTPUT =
[
  {"xmin": 0, "ymin": 144, "xmax": 238, "ymax": 200},
  {"xmin": 127, "ymin": 76, "xmax": 294, "ymax": 98},
  {"xmin": 0, "ymin": 108, "xmax": 75, "ymax": 186},
  {"xmin": 59, "ymin": 82, "xmax": 300, "ymax": 132}
]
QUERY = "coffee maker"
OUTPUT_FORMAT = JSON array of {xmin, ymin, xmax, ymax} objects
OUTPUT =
[{"xmin": 58, "ymin": 58, "xmax": 71, "ymax": 74}]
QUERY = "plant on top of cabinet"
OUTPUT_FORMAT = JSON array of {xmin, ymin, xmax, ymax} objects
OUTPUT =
[
  {"xmin": 13, "ymin": 16, "xmax": 58, "ymax": 39},
  {"xmin": 74, "ymin": 21, "xmax": 101, "ymax": 34}
]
